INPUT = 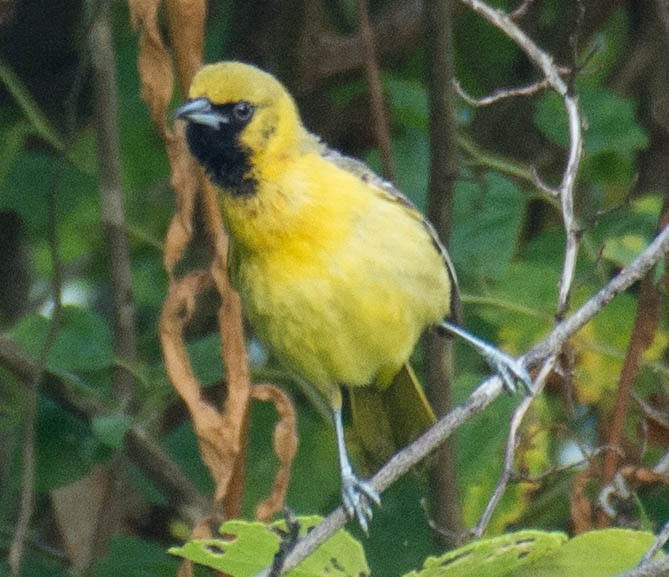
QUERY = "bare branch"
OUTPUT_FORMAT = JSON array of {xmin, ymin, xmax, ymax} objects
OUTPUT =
[
  {"xmin": 472, "ymin": 357, "xmax": 556, "ymax": 538},
  {"xmin": 510, "ymin": 0, "xmax": 535, "ymax": 20},
  {"xmin": 453, "ymin": 77, "xmax": 552, "ymax": 106},
  {"xmin": 458, "ymin": 0, "xmax": 584, "ymax": 318},
  {"xmin": 256, "ymin": 224, "xmax": 669, "ymax": 576},
  {"xmin": 89, "ymin": 0, "xmax": 137, "ymax": 408},
  {"xmin": 357, "ymin": 0, "xmax": 394, "ymax": 180}
]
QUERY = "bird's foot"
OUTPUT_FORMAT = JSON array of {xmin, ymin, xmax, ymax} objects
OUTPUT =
[
  {"xmin": 485, "ymin": 348, "xmax": 533, "ymax": 395},
  {"xmin": 341, "ymin": 472, "xmax": 380, "ymax": 535},
  {"xmin": 438, "ymin": 321, "xmax": 533, "ymax": 395}
]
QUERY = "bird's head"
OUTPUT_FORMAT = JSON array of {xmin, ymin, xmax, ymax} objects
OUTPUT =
[{"xmin": 175, "ymin": 61, "xmax": 301, "ymax": 193}]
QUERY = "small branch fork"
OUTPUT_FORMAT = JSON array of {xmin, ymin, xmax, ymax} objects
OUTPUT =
[
  {"xmin": 457, "ymin": 0, "xmax": 584, "ymax": 320},
  {"xmin": 451, "ymin": 0, "xmax": 586, "ymax": 540}
]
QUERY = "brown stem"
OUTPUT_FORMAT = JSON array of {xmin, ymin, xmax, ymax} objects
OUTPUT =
[
  {"xmin": 0, "ymin": 332, "xmax": 211, "ymax": 523},
  {"xmin": 597, "ymin": 193, "xmax": 669, "ymax": 527},
  {"xmin": 357, "ymin": 0, "xmax": 394, "ymax": 180},
  {"xmin": 90, "ymin": 0, "xmax": 137, "ymax": 408},
  {"xmin": 423, "ymin": 0, "xmax": 463, "ymax": 547},
  {"xmin": 9, "ymin": 152, "xmax": 64, "ymax": 576},
  {"xmin": 299, "ymin": 0, "xmax": 424, "ymax": 91}
]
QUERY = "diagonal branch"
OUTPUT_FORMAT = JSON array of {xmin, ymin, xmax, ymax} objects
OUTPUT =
[{"xmin": 257, "ymin": 225, "xmax": 669, "ymax": 576}]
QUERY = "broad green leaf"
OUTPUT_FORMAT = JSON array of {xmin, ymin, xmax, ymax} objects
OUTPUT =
[
  {"xmin": 366, "ymin": 127, "xmax": 430, "ymax": 210},
  {"xmin": 385, "ymin": 74, "xmax": 429, "ymax": 131},
  {"xmin": 169, "ymin": 516, "xmax": 370, "ymax": 577},
  {"xmin": 535, "ymin": 85, "xmax": 647, "ymax": 155},
  {"xmin": 2, "ymin": 554, "xmax": 71, "ymax": 577},
  {"xmin": 589, "ymin": 194, "xmax": 661, "ymax": 268},
  {"xmin": 92, "ymin": 535, "xmax": 179, "ymax": 577},
  {"xmin": 403, "ymin": 529, "xmax": 657, "ymax": 577},
  {"xmin": 0, "ymin": 151, "xmax": 97, "ymax": 257},
  {"xmin": 187, "ymin": 333, "xmax": 224, "ymax": 387},
  {"xmin": 12, "ymin": 306, "xmax": 113, "ymax": 373},
  {"xmin": 36, "ymin": 399, "xmax": 103, "ymax": 491},
  {"xmin": 0, "ymin": 119, "xmax": 31, "ymax": 186},
  {"xmin": 571, "ymin": 290, "xmax": 668, "ymax": 406},
  {"xmin": 474, "ymin": 261, "xmax": 556, "ymax": 354},
  {"xmin": 451, "ymin": 172, "xmax": 526, "ymax": 282},
  {"xmin": 91, "ymin": 413, "xmax": 133, "ymax": 449},
  {"xmin": 518, "ymin": 528, "xmax": 657, "ymax": 577},
  {"xmin": 404, "ymin": 530, "xmax": 567, "ymax": 577}
]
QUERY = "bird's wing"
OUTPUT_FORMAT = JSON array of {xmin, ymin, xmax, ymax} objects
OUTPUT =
[{"xmin": 322, "ymin": 146, "xmax": 461, "ymax": 322}]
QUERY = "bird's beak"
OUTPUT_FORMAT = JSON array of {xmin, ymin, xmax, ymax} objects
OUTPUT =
[{"xmin": 174, "ymin": 98, "xmax": 229, "ymax": 129}]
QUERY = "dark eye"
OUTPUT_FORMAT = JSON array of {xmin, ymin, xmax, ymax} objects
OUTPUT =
[{"xmin": 233, "ymin": 101, "xmax": 254, "ymax": 122}]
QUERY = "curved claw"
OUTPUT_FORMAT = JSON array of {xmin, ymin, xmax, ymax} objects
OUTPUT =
[
  {"xmin": 488, "ymin": 350, "xmax": 533, "ymax": 395},
  {"xmin": 341, "ymin": 472, "xmax": 380, "ymax": 535},
  {"xmin": 438, "ymin": 320, "xmax": 533, "ymax": 395}
]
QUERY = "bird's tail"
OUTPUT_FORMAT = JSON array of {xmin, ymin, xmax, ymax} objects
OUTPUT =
[{"xmin": 349, "ymin": 363, "xmax": 436, "ymax": 472}]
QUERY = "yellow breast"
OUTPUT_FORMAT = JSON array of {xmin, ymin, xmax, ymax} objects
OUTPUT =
[{"xmin": 221, "ymin": 151, "xmax": 451, "ymax": 401}]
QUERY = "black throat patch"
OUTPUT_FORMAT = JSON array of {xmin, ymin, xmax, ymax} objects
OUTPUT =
[{"xmin": 184, "ymin": 103, "xmax": 257, "ymax": 195}]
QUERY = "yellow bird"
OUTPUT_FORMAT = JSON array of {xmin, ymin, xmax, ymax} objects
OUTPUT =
[{"xmin": 176, "ymin": 61, "xmax": 530, "ymax": 532}]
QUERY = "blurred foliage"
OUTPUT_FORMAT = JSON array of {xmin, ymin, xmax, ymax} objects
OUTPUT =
[{"xmin": 0, "ymin": 1, "xmax": 667, "ymax": 576}]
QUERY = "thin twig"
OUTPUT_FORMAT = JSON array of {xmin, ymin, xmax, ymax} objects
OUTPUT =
[
  {"xmin": 458, "ymin": 0, "xmax": 585, "ymax": 319},
  {"xmin": 472, "ymin": 357, "xmax": 556, "ymax": 538},
  {"xmin": 510, "ymin": 0, "xmax": 535, "ymax": 20},
  {"xmin": 9, "ymin": 151, "xmax": 65, "ymax": 577},
  {"xmin": 255, "ymin": 224, "xmax": 669, "ymax": 577},
  {"xmin": 598, "ymin": 195, "xmax": 669, "ymax": 527},
  {"xmin": 453, "ymin": 77, "xmax": 552, "ymax": 106},
  {"xmin": 89, "ymin": 0, "xmax": 137, "ymax": 408},
  {"xmin": 357, "ymin": 0, "xmax": 394, "ymax": 180}
]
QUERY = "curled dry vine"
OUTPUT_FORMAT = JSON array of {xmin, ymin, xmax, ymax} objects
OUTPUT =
[{"xmin": 130, "ymin": 3, "xmax": 299, "ymax": 574}]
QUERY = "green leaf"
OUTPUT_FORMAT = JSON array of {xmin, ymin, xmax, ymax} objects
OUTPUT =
[
  {"xmin": 589, "ymin": 194, "xmax": 661, "ymax": 268},
  {"xmin": 0, "ymin": 119, "xmax": 31, "ymax": 187},
  {"xmin": 404, "ymin": 530, "xmax": 567, "ymax": 577},
  {"xmin": 92, "ymin": 536, "xmax": 179, "ymax": 577},
  {"xmin": 187, "ymin": 333, "xmax": 224, "ymax": 387},
  {"xmin": 0, "ymin": 58, "xmax": 64, "ymax": 151},
  {"xmin": 366, "ymin": 127, "xmax": 430, "ymax": 210},
  {"xmin": 36, "ymin": 399, "xmax": 103, "ymax": 491},
  {"xmin": 450, "ymin": 172, "xmax": 526, "ymax": 282},
  {"xmin": 402, "ymin": 529, "xmax": 656, "ymax": 577},
  {"xmin": 535, "ymin": 85, "xmax": 648, "ymax": 155},
  {"xmin": 12, "ymin": 306, "xmax": 114, "ymax": 373},
  {"xmin": 385, "ymin": 74, "xmax": 429, "ymax": 131},
  {"xmin": 91, "ymin": 413, "xmax": 133, "ymax": 449},
  {"xmin": 518, "ymin": 528, "xmax": 657, "ymax": 577},
  {"xmin": 170, "ymin": 516, "xmax": 370, "ymax": 577},
  {"xmin": 1, "ymin": 553, "xmax": 70, "ymax": 577},
  {"xmin": 0, "ymin": 151, "xmax": 97, "ymax": 251}
]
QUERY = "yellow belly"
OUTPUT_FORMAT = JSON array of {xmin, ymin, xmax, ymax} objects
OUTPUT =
[
  {"xmin": 230, "ymin": 201, "xmax": 450, "ymax": 403},
  {"xmin": 222, "ymin": 152, "xmax": 452, "ymax": 405}
]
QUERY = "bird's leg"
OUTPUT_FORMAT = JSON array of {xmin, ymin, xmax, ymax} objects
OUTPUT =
[
  {"xmin": 439, "ymin": 320, "xmax": 533, "ymax": 394},
  {"xmin": 333, "ymin": 407, "xmax": 380, "ymax": 534}
]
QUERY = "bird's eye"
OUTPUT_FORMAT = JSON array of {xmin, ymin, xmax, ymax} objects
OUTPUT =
[{"xmin": 233, "ymin": 101, "xmax": 254, "ymax": 122}]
